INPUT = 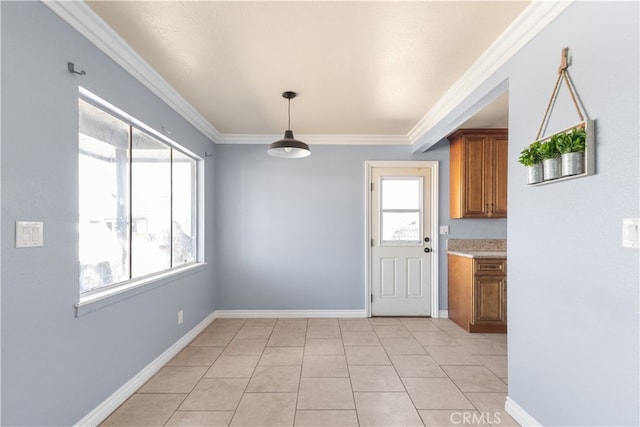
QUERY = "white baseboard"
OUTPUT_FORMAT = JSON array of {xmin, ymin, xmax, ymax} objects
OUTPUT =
[
  {"xmin": 214, "ymin": 309, "xmax": 367, "ymax": 318},
  {"xmin": 438, "ymin": 310, "xmax": 449, "ymax": 318},
  {"xmin": 505, "ymin": 396, "xmax": 542, "ymax": 427},
  {"xmin": 74, "ymin": 311, "xmax": 217, "ymax": 427}
]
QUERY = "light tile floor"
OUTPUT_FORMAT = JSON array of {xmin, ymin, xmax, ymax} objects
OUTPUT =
[{"xmin": 101, "ymin": 317, "xmax": 518, "ymax": 427}]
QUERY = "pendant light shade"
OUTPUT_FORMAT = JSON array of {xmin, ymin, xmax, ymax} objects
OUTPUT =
[{"xmin": 268, "ymin": 91, "xmax": 310, "ymax": 158}]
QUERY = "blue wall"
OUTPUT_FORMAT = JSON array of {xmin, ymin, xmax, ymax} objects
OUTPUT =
[
  {"xmin": 505, "ymin": 2, "xmax": 639, "ymax": 425},
  {"xmin": 1, "ymin": 2, "xmax": 216, "ymax": 425},
  {"xmin": 413, "ymin": 2, "xmax": 639, "ymax": 425},
  {"xmin": 214, "ymin": 142, "xmax": 507, "ymax": 311}
]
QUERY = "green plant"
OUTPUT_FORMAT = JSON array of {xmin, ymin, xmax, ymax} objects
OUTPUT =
[
  {"xmin": 518, "ymin": 141, "xmax": 544, "ymax": 166},
  {"xmin": 539, "ymin": 136, "xmax": 561, "ymax": 160},
  {"xmin": 556, "ymin": 127, "xmax": 586, "ymax": 154}
]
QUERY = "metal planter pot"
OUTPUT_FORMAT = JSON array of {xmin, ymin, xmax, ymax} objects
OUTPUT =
[
  {"xmin": 543, "ymin": 158, "xmax": 561, "ymax": 181},
  {"xmin": 527, "ymin": 164, "xmax": 544, "ymax": 184},
  {"xmin": 562, "ymin": 151, "xmax": 585, "ymax": 176}
]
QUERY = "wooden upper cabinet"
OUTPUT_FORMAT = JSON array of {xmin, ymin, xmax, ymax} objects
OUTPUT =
[{"xmin": 449, "ymin": 129, "xmax": 508, "ymax": 219}]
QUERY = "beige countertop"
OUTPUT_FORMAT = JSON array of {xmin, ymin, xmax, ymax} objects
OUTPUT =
[{"xmin": 447, "ymin": 251, "xmax": 507, "ymax": 259}]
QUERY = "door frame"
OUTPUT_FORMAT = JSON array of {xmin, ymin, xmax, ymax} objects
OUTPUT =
[{"xmin": 364, "ymin": 160, "xmax": 440, "ymax": 318}]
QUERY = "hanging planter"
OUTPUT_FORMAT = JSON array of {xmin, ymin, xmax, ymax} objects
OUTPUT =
[
  {"xmin": 528, "ymin": 164, "xmax": 544, "ymax": 184},
  {"xmin": 562, "ymin": 152, "xmax": 584, "ymax": 176},
  {"xmin": 524, "ymin": 121, "xmax": 594, "ymax": 185},
  {"xmin": 557, "ymin": 127, "xmax": 586, "ymax": 176},
  {"xmin": 518, "ymin": 141, "xmax": 544, "ymax": 184},
  {"xmin": 540, "ymin": 136, "xmax": 562, "ymax": 181},
  {"xmin": 519, "ymin": 48, "xmax": 596, "ymax": 186}
]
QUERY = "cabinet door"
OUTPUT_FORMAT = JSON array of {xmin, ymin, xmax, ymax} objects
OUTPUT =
[
  {"xmin": 490, "ymin": 136, "xmax": 508, "ymax": 218},
  {"xmin": 473, "ymin": 275, "xmax": 506, "ymax": 324},
  {"xmin": 450, "ymin": 129, "xmax": 508, "ymax": 219},
  {"xmin": 448, "ymin": 255, "xmax": 474, "ymax": 331},
  {"xmin": 462, "ymin": 135, "xmax": 488, "ymax": 217}
]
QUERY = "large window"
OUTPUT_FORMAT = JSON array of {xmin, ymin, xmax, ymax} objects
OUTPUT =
[{"xmin": 79, "ymin": 96, "xmax": 198, "ymax": 295}]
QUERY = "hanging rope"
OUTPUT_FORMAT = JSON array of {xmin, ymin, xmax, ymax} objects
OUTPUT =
[{"xmin": 535, "ymin": 47, "xmax": 586, "ymax": 141}]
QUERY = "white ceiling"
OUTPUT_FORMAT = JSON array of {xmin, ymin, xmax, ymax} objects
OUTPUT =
[{"xmin": 85, "ymin": 1, "xmax": 528, "ymax": 141}]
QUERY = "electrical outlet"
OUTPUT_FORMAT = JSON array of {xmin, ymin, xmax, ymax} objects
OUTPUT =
[{"xmin": 178, "ymin": 310, "xmax": 184, "ymax": 325}]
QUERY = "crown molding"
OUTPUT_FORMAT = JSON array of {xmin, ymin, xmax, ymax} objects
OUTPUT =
[
  {"xmin": 407, "ymin": 0, "xmax": 574, "ymax": 146},
  {"xmin": 42, "ymin": 0, "xmax": 221, "ymax": 143},
  {"xmin": 44, "ymin": 0, "xmax": 572, "ymax": 148},
  {"xmin": 217, "ymin": 134, "xmax": 411, "ymax": 145}
]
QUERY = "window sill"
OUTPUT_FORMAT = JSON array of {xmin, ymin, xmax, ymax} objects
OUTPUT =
[{"xmin": 75, "ymin": 263, "xmax": 207, "ymax": 317}]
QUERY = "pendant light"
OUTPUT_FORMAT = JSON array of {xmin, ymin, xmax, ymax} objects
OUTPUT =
[{"xmin": 267, "ymin": 91, "xmax": 311, "ymax": 158}]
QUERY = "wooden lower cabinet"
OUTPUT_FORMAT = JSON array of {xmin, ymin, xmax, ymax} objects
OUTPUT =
[{"xmin": 448, "ymin": 254, "xmax": 507, "ymax": 333}]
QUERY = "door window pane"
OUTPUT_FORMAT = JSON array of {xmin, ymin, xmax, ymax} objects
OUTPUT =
[
  {"xmin": 131, "ymin": 129, "xmax": 171, "ymax": 277},
  {"xmin": 79, "ymin": 101, "xmax": 131, "ymax": 293},
  {"xmin": 382, "ymin": 212, "xmax": 420, "ymax": 242},
  {"xmin": 172, "ymin": 150, "xmax": 197, "ymax": 266},
  {"xmin": 382, "ymin": 179, "xmax": 420, "ymax": 210},
  {"xmin": 380, "ymin": 177, "xmax": 422, "ymax": 243}
]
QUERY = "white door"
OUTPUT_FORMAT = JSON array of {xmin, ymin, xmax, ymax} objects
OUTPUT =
[{"xmin": 370, "ymin": 167, "xmax": 432, "ymax": 316}]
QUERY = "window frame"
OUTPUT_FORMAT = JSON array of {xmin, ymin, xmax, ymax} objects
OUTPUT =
[
  {"xmin": 379, "ymin": 176, "xmax": 424, "ymax": 246},
  {"xmin": 76, "ymin": 87, "xmax": 204, "ymax": 314}
]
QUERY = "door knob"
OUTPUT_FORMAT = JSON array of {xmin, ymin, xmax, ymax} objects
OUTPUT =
[{"xmin": 424, "ymin": 248, "xmax": 431, "ymax": 253}]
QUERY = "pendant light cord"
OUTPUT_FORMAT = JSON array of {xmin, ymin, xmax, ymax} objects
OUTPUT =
[{"xmin": 287, "ymin": 97, "xmax": 291, "ymax": 130}]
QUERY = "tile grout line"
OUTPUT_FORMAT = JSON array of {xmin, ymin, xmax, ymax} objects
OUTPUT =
[
  {"xmin": 434, "ymin": 321, "xmax": 509, "ymax": 422},
  {"xmin": 146, "ymin": 325, "xmax": 231, "ymax": 425},
  {"xmin": 292, "ymin": 318, "xmax": 308, "ymax": 427},
  {"xmin": 214, "ymin": 318, "xmax": 246, "ymax": 426},
  {"xmin": 340, "ymin": 318, "xmax": 361, "ymax": 427},
  {"xmin": 163, "ymin": 318, "xmax": 246, "ymax": 426},
  {"xmin": 398, "ymin": 320, "xmax": 429, "ymax": 425},
  {"xmin": 409, "ymin": 319, "xmax": 482, "ymax": 423},
  {"xmin": 431, "ymin": 320, "xmax": 487, "ymax": 419}
]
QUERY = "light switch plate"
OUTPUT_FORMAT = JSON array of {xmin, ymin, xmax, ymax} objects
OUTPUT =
[
  {"xmin": 16, "ymin": 221, "xmax": 44, "ymax": 248},
  {"xmin": 622, "ymin": 218, "xmax": 639, "ymax": 248},
  {"xmin": 439, "ymin": 226, "xmax": 450, "ymax": 235}
]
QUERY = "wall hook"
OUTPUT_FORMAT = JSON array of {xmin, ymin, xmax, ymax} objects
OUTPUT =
[
  {"xmin": 205, "ymin": 152, "xmax": 213, "ymax": 158},
  {"xmin": 67, "ymin": 62, "xmax": 86, "ymax": 76}
]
